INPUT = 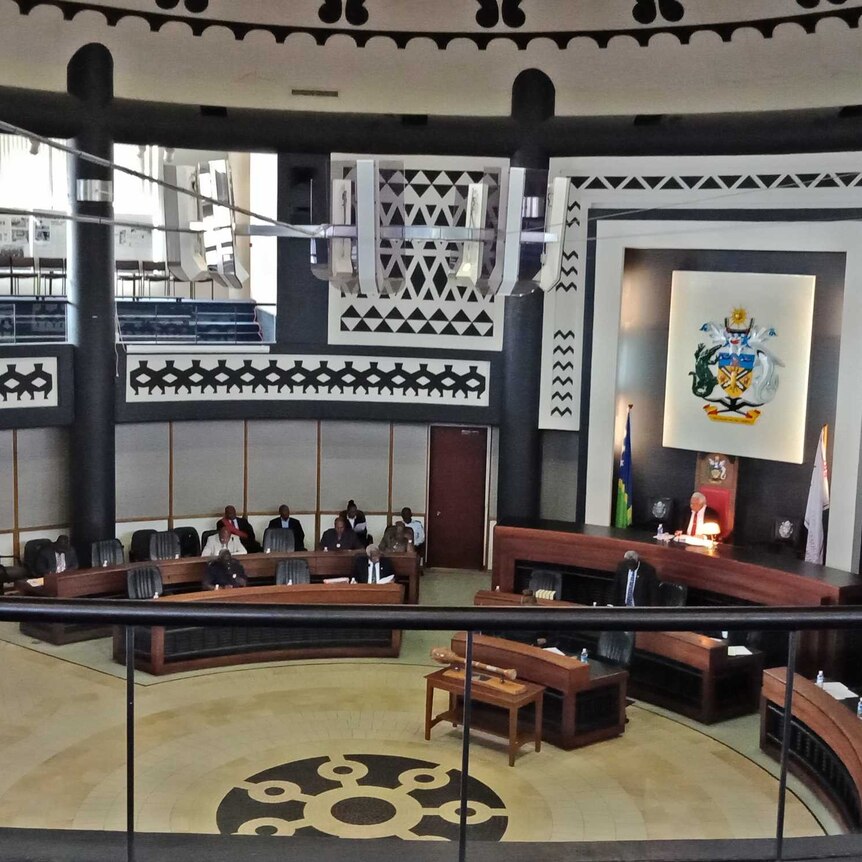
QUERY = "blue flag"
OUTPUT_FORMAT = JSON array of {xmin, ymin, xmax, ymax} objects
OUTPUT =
[{"xmin": 614, "ymin": 406, "xmax": 633, "ymax": 528}]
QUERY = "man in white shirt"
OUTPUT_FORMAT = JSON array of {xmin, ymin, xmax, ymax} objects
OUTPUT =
[
  {"xmin": 351, "ymin": 545, "xmax": 395, "ymax": 584},
  {"xmin": 202, "ymin": 526, "xmax": 247, "ymax": 557},
  {"xmin": 398, "ymin": 507, "xmax": 425, "ymax": 547}
]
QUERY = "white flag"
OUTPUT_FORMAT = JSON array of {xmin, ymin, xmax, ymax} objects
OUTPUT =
[{"xmin": 804, "ymin": 426, "xmax": 830, "ymax": 564}]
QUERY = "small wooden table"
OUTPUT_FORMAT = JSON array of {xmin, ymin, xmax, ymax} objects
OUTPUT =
[{"xmin": 424, "ymin": 668, "xmax": 544, "ymax": 766}]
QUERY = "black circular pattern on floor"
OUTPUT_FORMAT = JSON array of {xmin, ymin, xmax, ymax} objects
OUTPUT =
[{"xmin": 217, "ymin": 754, "xmax": 508, "ymax": 841}]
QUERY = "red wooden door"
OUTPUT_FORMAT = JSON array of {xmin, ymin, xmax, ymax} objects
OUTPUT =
[{"xmin": 426, "ymin": 426, "xmax": 488, "ymax": 570}]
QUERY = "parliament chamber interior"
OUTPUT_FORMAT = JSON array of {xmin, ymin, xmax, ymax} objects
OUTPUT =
[{"xmin": 3, "ymin": 2, "xmax": 862, "ymax": 861}]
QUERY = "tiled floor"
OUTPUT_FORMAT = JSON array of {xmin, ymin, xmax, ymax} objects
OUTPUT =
[{"xmin": 0, "ymin": 571, "xmax": 832, "ymax": 842}]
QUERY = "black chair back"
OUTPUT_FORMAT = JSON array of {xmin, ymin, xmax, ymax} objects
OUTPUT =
[
  {"xmin": 596, "ymin": 630, "xmax": 635, "ymax": 668},
  {"xmin": 127, "ymin": 565, "xmax": 163, "ymax": 600},
  {"xmin": 149, "ymin": 530, "xmax": 181, "ymax": 561},
  {"xmin": 528, "ymin": 568, "xmax": 563, "ymax": 599},
  {"xmin": 263, "ymin": 527, "xmax": 295, "ymax": 554},
  {"xmin": 172, "ymin": 526, "xmax": 201, "ymax": 557},
  {"xmin": 276, "ymin": 558, "xmax": 311, "ymax": 585},
  {"xmin": 129, "ymin": 529, "xmax": 157, "ymax": 562},
  {"xmin": 23, "ymin": 538, "xmax": 52, "ymax": 573},
  {"xmin": 91, "ymin": 539, "xmax": 124, "ymax": 568},
  {"xmin": 658, "ymin": 581, "xmax": 688, "ymax": 607}
]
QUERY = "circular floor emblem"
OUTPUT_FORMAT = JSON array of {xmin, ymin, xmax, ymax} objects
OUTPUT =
[{"xmin": 217, "ymin": 754, "xmax": 508, "ymax": 841}]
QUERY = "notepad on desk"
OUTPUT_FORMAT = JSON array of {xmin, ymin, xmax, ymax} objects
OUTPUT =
[
  {"xmin": 542, "ymin": 647, "xmax": 566, "ymax": 656},
  {"xmin": 823, "ymin": 682, "xmax": 859, "ymax": 701},
  {"xmin": 26, "ymin": 577, "xmax": 43, "ymax": 588},
  {"xmin": 727, "ymin": 646, "xmax": 753, "ymax": 656}
]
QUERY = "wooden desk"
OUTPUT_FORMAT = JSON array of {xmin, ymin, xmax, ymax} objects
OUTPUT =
[
  {"xmin": 474, "ymin": 590, "xmax": 763, "ymax": 724},
  {"xmin": 424, "ymin": 668, "xmax": 544, "ymax": 766},
  {"xmin": 450, "ymin": 631, "xmax": 626, "ymax": 750},
  {"xmin": 761, "ymin": 667, "xmax": 862, "ymax": 830},
  {"xmin": 492, "ymin": 522, "xmax": 862, "ymax": 680},
  {"xmin": 16, "ymin": 550, "xmax": 420, "ymax": 644},
  {"xmin": 113, "ymin": 583, "xmax": 404, "ymax": 675}
]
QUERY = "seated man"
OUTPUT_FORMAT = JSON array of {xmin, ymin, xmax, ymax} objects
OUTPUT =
[
  {"xmin": 319, "ymin": 516, "xmax": 362, "ymax": 552},
  {"xmin": 677, "ymin": 492, "xmax": 721, "ymax": 539},
  {"xmin": 216, "ymin": 505, "xmax": 261, "ymax": 553},
  {"xmin": 606, "ymin": 549, "xmax": 659, "ymax": 606},
  {"xmin": 267, "ymin": 504, "xmax": 306, "ymax": 552},
  {"xmin": 202, "ymin": 549, "xmax": 247, "ymax": 590},
  {"xmin": 398, "ymin": 507, "xmax": 425, "ymax": 548},
  {"xmin": 340, "ymin": 500, "xmax": 370, "ymax": 545},
  {"xmin": 379, "ymin": 522, "xmax": 414, "ymax": 553},
  {"xmin": 202, "ymin": 525, "xmax": 247, "ymax": 557},
  {"xmin": 351, "ymin": 544, "xmax": 395, "ymax": 584},
  {"xmin": 34, "ymin": 535, "xmax": 78, "ymax": 575}
]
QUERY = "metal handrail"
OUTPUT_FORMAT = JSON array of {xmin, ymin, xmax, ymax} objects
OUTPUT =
[{"xmin": 0, "ymin": 599, "xmax": 860, "ymax": 630}]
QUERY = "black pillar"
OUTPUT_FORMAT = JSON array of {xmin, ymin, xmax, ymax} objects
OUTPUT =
[
  {"xmin": 276, "ymin": 153, "xmax": 329, "ymax": 346},
  {"xmin": 496, "ymin": 70, "xmax": 555, "ymax": 523},
  {"xmin": 67, "ymin": 44, "xmax": 116, "ymax": 566}
]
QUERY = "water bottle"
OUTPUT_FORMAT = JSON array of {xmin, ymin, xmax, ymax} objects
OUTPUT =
[
  {"xmin": 816, "ymin": 670, "xmax": 825, "ymax": 687},
  {"xmin": 856, "ymin": 698, "xmax": 862, "ymax": 719},
  {"xmin": 657, "ymin": 523, "xmax": 664, "ymax": 537},
  {"xmin": 580, "ymin": 648, "xmax": 589, "ymax": 665}
]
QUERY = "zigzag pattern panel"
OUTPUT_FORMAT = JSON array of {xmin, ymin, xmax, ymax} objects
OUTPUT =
[
  {"xmin": 328, "ymin": 156, "xmax": 508, "ymax": 351},
  {"xmin": 0, "ymin": 358, "xmax": 58, "ymax": 408},
  {"xmin": 126, "ymin": 354, "xmax": 490, "ymax": 406},
  {"xmin": 539, "ymin": 183, "xmax": 583, "ymax": 431}
]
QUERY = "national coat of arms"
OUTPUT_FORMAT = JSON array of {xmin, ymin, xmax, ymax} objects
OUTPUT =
[{"xmin": 689, "ymin": 307, "xmax": 783, "ymax": 424}]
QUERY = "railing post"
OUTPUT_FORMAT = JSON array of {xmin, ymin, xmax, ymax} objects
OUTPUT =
[
  {"xmin": 125, "ymin": 625, "xmax": 136, "ymax": 862},
  {"xmin": 458, "ymin": 629, "xmax": 474, "ymax": 862},
  {"xmin": 775, "ymin": 630, "xmax": 798, "ymax": 862}
]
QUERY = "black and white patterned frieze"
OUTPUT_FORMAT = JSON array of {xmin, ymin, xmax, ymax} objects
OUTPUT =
[
  {"xmin": 127, "ymin": 354, "xmax": 490, "ymax": 406},
  {"xmin": 0, "ymin": 358, "xmax": 58, "ymax": 409}
]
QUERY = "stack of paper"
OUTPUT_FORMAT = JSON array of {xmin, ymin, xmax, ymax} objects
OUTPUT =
[{"xmin": 823, "ymin": 681, "xmax": 858, "ymax": 701}]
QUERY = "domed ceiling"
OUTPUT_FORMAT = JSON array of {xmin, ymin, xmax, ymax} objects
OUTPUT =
[{"xmin": 1, "ymin": 0, "xmax": 862, "ymax": 116}]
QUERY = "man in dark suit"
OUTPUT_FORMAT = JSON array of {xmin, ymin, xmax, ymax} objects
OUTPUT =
[
  {"xmin": 267, "ymin": 504, "xmax": 306, "ymax": 552},
  {"xmin": 676, "ymin": 491, "xmax": 721, "ymax": 539},
  {"xmin": 34, "ymin": 535, "xmax": 79, "ymax": 575},
  {"xmin": 319, "ymin": 516, "xmax": 362, "ymax": 552},
  {"xmin": 606, "ymin": 550, "xmax": 659, "ymax": 606},
  {"xmin": 216, "ymin": 505, "xmax": 261, "ymax": 553},
  {"xmin": 351, "ymin": 544, "xmax": 395, "ymax": 584}
]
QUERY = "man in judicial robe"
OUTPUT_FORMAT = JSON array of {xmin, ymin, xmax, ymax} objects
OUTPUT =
[
  {"xmin": 267, "ymin": 504, "xmax": 306, "ymax": 552},
  {"xmin": 606, "ymin": 549, "xmax": 659, "ymax": 606},
  {"xmin": 677, "ymin": 492, "xmax": 721, "ymax": 539},
  {"xmin": 203, "ymin": 549, "xmax": 247, "ymax": 590},
  {"xmin": 34, "ymin": 535, "xmax": 79, "ymax": 576},
  {"xmin": 351, "ymin": 544, "xmax": 395, "ymax": 584},
  {"xmin": 319, "ymin": 516, "xmax": 362, "ymax": 552},
  {"xmin": 216, "ymin": 505, "xmax": 261, "ymax": 553}
]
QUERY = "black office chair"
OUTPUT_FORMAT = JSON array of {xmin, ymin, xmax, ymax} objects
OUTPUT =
[
  {"xmin": 149, "ymin": 530, "xmax": 181, "ymax": 561},
  {"xmin": 262, "ymin": 527, "xmax": 295, "ymax": 554},
  {"xmin": 596, "ymin": 630, "xmax": 635, "ymax": 668},
  {"xmin": 129, "ymin": 529, "xmax": 157, "ymax": 562},
  {"xmin": 528, "ymin": 569, "xmax": 562, "ymax": 599},
  {"xmin": 91, "ymin": 539, "xmax": 124, "ymax": 568},
  {"xmin": 172, "ymin": 526, "xmax": 201, "ymax": 557},
  {"xmin": 658, "ymin": 581, "xmax": 688, "ymax": 607},
  {"xmin": 276, "ymin": 558, "xmax": 311, "ymax": 585},
  {"xmin": 127, "ymin": 565, "xmax": 163, "ymax": 600},
  {"xmin": 23, "ymin": 537, "xmax": 52, "ymax": 574}
]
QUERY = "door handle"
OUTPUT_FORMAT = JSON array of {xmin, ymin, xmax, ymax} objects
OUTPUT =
[{"xmin": 436, "ymin": 511, "xmax": 441, "ymax": 517}]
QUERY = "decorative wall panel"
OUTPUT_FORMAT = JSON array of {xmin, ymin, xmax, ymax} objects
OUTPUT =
[
  {"xmin": 541, "ymin": 151, "xmax": 862, "ymax": 431},
  {"xmin": 0, "ymin": 357, "xmax": 58, "ymax": 409},
  {"xmin": 127, "ymin": 353, "xmax": 490, "ymax": 407},
  {"xmin": 328, "ymin": 156, "xmax": 508, "ymax": 351}
]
